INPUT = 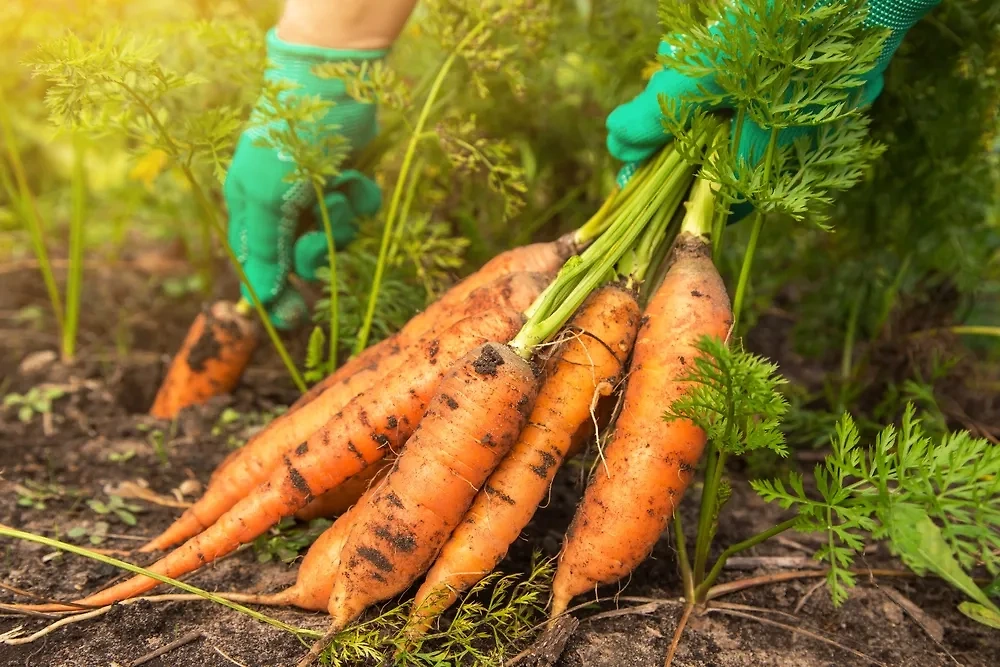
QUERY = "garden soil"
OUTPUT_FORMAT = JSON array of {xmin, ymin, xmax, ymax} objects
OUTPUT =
[{"xmin": 1, "ymin": 262, "xmax": 998, "ymax": 667}]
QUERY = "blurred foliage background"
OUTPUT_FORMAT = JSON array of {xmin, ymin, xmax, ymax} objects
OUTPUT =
[{"xmin": 0, "ymin": 0, "xmax": 997, "ymax": 446}]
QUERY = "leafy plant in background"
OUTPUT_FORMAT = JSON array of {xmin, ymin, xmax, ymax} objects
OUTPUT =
[
  {"xmin": 669, "ymin": 338, "xmax": 1000, "ymax": 639},
  {"xmin": 86, "ymin": 494, "xmax": 143, "ymax": 526}
]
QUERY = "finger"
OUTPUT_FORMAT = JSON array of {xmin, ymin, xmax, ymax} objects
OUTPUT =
[
  {"xmin": 239, "ymin": 180, "xmax": 311, "ymax": 308},
  {"xmin": 332, "ymin": 170, "xmax": 382, "ymax": 218},
  {"xmin": 293, "ymin": 229, "xmax": 330, "ymax": 282},
  {"xmin": 607, "ymin": 67, "xmax": 729, "ymax": 164}
]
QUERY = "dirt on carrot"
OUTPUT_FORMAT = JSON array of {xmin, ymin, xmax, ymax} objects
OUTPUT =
[
  {"xmin": 550, "ymin": 233, "xmax": 733, "ymax": 618},
  {"xmin": 149, "ymin": 301, "xmax": 258, "ymax": 420}
]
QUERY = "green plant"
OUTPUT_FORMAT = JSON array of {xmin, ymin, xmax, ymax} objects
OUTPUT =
[
  {"xmin": 3, "ymin": 386, "xmax": 65, "ymax": 423},
  {"xmin": 86, "ymin": 494, "xmax": 143, "ymax": 526},
  {"xmin": 27, "ymin": 22, "xmax": 307, "ymax": 392},
  {"xmin": 66, "ymin": 520, "xmax": 110, "ymax": 546},
  {"xmin": 755, "ymin": 404, "xmax": 1000, "ymax": 618},
  {"xmin": 14, "ymin": 481, "xmax": 64, "ymax": 511},
  {"xmin": 320, "ymin": 553, "xmax": 553, "ymax": 667},
  {"xmin": 107, "ymin": 449, "xmax": 136, "ymax": 464},
  {"xmin": 668, "ymin": 337, "xmax": 1000, "ymax": 631},
  {"xmin": 251, "ymin": 517, "xmax": 332, "ymax": 564}
]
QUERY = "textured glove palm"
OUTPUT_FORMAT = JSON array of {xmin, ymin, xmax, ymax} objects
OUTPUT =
[
  {"xmin": 224, "ymin": 29, "xmax": 384, "ymax": 329},
  {"xmin": 607, "ymin": 0, "xmax": 941, "ymax": 219}
]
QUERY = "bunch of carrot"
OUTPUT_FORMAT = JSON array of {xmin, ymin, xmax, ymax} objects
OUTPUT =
[{"xmin": 18, "ymin": 141, "xmax": 734, "ymax": 665}]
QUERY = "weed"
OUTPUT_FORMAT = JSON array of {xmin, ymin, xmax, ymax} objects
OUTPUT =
[
  {"xmin": 3, "ymin": 386, "xmax": 65, "ymax": 424},
  {"xmin": 14, "ymin": 481, "xmax": 64, "ymax": 511},
  {"xmin": 252, "ymin": 517, "xmax": 332, "ymax": 564},
  {"xmin": 107, "ymin": 449, "xmax": 136, "ymax": 464},
  {"xmin": 66, "ymin": 521, "xmax": 110, "ymax": 546},
  {"xmin": 86, "ymin": 494, "xmax": 143, "ymax": 527}
]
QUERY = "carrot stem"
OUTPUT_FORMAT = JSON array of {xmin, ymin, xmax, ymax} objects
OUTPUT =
[
  {"xmin": 694, "ymin": 517, "xmax": 799, "ymax": 600},
  {"xmin": 512, "ymin": 142, "xmax": 702, "ymax": 357},
  {"xmin": 313, "ymin": 181, "xmax": 340, "ymax": 369},
  {"xmin": 674, "ymin": 515, "xmax": 695, "ymax": 602},
  {"xmin": 730, "ymin": 211, "xmax": 763, "ymax": 333},
  {"xmin": 63, "ymin": 133, "xmax": 86, "ymax": 363},
  {"xmin": 355, "ymin": 20, "xmax": 489, "ymax": 355}
]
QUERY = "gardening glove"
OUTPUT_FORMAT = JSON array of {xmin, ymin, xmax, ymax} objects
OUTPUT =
[
  {"xmin": 607, "ymin": 0, "xmax": 942, "ymax": 221},
  {"xmin": 225, "ymin": 28, "xmax": 384, "ymax": 330}
]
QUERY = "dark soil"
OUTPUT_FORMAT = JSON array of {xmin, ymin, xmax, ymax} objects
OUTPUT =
[{"xmin": 2, "ymin": 262, "xmax": 998, "ymax": 667}]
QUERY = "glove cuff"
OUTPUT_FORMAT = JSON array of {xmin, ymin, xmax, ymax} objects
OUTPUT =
[
  {"xmin": 866, "ymin": 0, "xmax": 942, "ymax": 68},
  {"xmin": 265, "ymin": 28, "xmax": 387, "ymax": 91}
]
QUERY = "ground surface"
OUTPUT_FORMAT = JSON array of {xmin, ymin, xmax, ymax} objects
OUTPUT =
[{"xmin": 1, "ymin": 261, "xmax": 998, "ymax": 667}]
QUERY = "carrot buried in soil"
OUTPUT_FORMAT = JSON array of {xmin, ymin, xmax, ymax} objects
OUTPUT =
[
  {"xmin": 298, "ymin": 343, "xmax": 539, "ymax": 664},
  {"xmin": 141, "ymin": 272, "xmax": 549, "ymax": 553},
  {"xmin": 149, "ymin": 301, "xmax": 258, "ymax": 420},
  {"xmin": 405, "ymin": 284, "xmax": 641, "ymax": 636},
  {"xmin": 550, "ymin": 179, "xmax": 733, "ymax": 618},
  {"xmin": 21, "ymin": 308, "xmax": 528, "ymax": 612}
]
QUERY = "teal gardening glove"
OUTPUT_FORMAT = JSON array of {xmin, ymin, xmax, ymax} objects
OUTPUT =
[
  {"xmin": 225, "ymin": 29, "xmax": 384, "ymax": 329},
  {"xmin": 606, "ymin": 0, "xmax": 942, "ymax": 218}
]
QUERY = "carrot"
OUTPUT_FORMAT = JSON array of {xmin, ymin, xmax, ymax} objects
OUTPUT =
[
  {"xmin": 23, "ymin": 307, "xmax": 529, "ymax": 611},
  {"xmin": 286, "ymin": 236, "xmax": 577, "ymax": 415},
  {"xmin": 140, "ymin": 272, "xmax": 548, "ymax": 553},
  {"xmin": 149, "ymin": 301, "xmax": 258, "ymax": 420},
  {"xmin": 294, "ymin": 458, "xmax": 391, "ymax": 522},
  {"xmin": 224, "ymin": 482, "xmax": 381, "ymax": 612},
  {"xmin": 406, "ymin": 285, "xmax": 641, "ymax": 634},
  {"xmin": 324, "ymin": 343, "xmax": 540, "ymax": 634},
  {"xmin": 549, "ymin": 231, "xmax": 732, "ymax": 618}
]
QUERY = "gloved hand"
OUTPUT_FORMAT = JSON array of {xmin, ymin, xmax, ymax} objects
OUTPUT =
[
  {"xmin": 606, "ymin": 0, "xmax": 941, "ymax": 220},
  {"xmin": 225, "ymin": 28, "xmax": 384, "ymax": 329}
]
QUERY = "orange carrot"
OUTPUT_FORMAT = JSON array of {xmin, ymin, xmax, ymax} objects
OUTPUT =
[
  {"xmin": 294, "ymin": 458, "xmax": 391, "ymax": 522},
  {"xmin": 24, "ymin": 307, "xmax": 528, "ymax": 611},
  {"xmin": 324, "ymin": 343, "xmax": 540, "ymax": 634},
  {"xmin": 286, "ymin": 236, "xmax": 577, "ymax": 414},
  {"xmin": 407, "ymin": 285, "xmax": 641, "ymax": 634},
  {"xmin": 226, "ymin": 482, "xmax": 381, "ymax": 612},
  {"xmin": 149, "ymin": 301, "xmax": 258, "ymax": 419},
  {"xmin": 140, "ymin": 272, "xmax": 548, "ymax": 553},
  {"xmin": 549, "ymin": 232, "xmax": 732, "ymax": 618}
]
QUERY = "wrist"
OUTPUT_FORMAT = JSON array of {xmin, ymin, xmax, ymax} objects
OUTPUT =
[
  {"xmin": 277, "ymin": 0, "xmax": 418, "ymax": 51},
  {"xmin": 264, "ymin": 28, "xmax": 386, "ymax": 93}
]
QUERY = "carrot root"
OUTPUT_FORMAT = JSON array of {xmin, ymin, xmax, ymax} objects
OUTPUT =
[
  {"xmin": 149, "ymin": 301, "xmax": 258, "ymax": 420},
  {"xmin": 550, "ymin": 234, "xmax": 733, "ymax": 618}
]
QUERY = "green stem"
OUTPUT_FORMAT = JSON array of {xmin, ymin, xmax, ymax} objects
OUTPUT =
[
  {"xmin": 696, "ymin": 517, "xmax": 799, "ymax": 600},
  {"xmin": 387, "ymin": 156, "xmax": 424, "ymax": 263},
  {"xmin": 674, "ymin": 515, "xmax": 696, "ymax": 602},
  {"xmin": 313, "ymin": 182, "xmax": 339, "ymax": 369},
  {"xmin": 730, "ymin": 211, "xmax": 763, "ymax": 332},
  {"xmin": 63, "ymin": 133, "xmax": 86, "ymax": 362},
  {"xmin": 113, "ymin": 81, "xmax": 307, "ymax": 394},
  {"xmin": 692, "ymin": 449, "xmax": 728, "ymax": 584},
  {"xmin": 836, "ymin": 287, "xmax": 865, "ymax": 414},
  {"xmin": 0, "ymin": 91, "xmax": 64, "ymax": 334},
  {"xmin": 355, "ymin": 21, "xmax": 489, "ymax": 355},
  {"xmin": 0, "ymin": 525, "xmax": 320, "ymax": 638},
  {"xmin": 510, "ymin": 145, "xmax": 696, "ymax": 356},
  {"xmin": 730, "ymin": 127, "xmax": 778, "ymax": 331}
]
